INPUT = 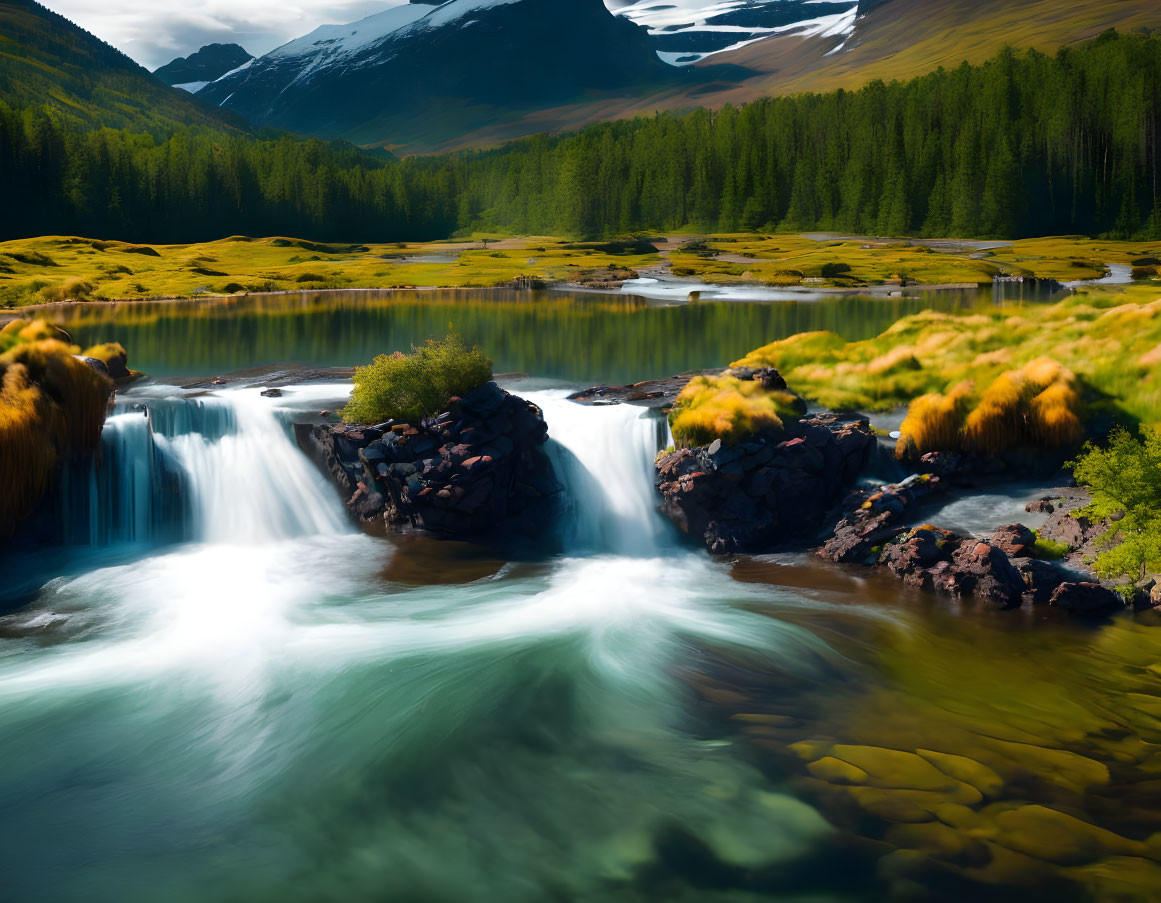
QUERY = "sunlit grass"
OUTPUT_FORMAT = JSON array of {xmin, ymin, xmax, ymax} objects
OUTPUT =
[
  {"xmin": 0, "ymin": 318, "xmax": 112, "ymax": 533},
  {"xmin": 733, "ymin": 285, "xmax": 1161, "ymax": 428},
  {"xmin": 670, "ymin": 234, "xmax": 1161, "ymax": 288},
  {"xmin": 670, "ymin": 374, "xmax": 805, "ymax": 446},
  {"xmin": 0, "ymin": 235, "xmax": 660, "ymax": 307}
]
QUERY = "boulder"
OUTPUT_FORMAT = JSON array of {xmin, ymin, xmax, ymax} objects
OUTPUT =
[
  {"xmin": 1017, "ymin": 558, "xmax": 1072, "ymax": 604},
  {"xmin": 297, "ymin": 381, "xmax": 564, "ymax": 541},
  {"xmin": 656, "ymin": 412, "xmax": 876, "ymax": 554},
  {"xmin": 990, "ymin": 523, "xmax": 1036, "ymax": 558},
  {"xmin": 870, "ymin": 526, "xmax": 1026, "ymax": 608},
  {"xmin": 947, "ymin": 540, "xmax": 1028, "ymax": 609},
  {"xmin": 1049, "ymin": 582, "xmax": 1124, "ymax": 616}
]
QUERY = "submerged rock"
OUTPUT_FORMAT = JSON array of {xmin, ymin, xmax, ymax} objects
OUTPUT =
[
  {"xmin": 297, "ymin": 381, "xmax": 564, "ymax": 541},
  {"xmin": 1049, "ymin": 582, "xmax": 1124, "ymax": 616},
  {"xmin": 656, "ymin": 412, "xmax": 875, "ymax": 554}
]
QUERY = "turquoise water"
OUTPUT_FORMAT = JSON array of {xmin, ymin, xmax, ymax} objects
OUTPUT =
[{"xmin": 5, "ymin": 289, "xmax": 1161, "ymax": 902}]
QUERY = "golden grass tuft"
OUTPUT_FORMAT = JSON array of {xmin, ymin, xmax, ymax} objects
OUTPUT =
[
  {"xmin": 0, "ymin": 322, "xmax": 114, "ymax": 535},
  {"xmin": 670, "ymin": 375, "xmax": 803, "ymax": 447},
  {"xmin": 897, "ymin": 357, "xmax": 1085, "ymax": 459},
  {"xmin": 895, "ymin": 382, "xmax": 974, "ymax": 459}
]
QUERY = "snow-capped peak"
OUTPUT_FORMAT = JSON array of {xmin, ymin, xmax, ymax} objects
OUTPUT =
[{"xmin": 266, "ymin": 4, "xmax": 431, "ymax": 61}]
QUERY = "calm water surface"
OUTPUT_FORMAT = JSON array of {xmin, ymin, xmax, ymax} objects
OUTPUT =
[
  {"xmin": 47, "ymin": 285, "xmax": 1049, "ymax": 382},
  {"xmin": 3, "ymin": 287, "xmax": 1159, "ymax": 902}
]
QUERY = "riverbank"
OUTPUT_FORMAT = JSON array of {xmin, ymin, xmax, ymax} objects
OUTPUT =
[{"xmin": 2, "ymin": 232, "xmax": 1157, "ymax": 310}]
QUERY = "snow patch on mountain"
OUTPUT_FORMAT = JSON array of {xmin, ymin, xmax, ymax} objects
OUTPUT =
[
  {"xmin": 609, "ymin": 0, "xmax": 859, "ymax": 65},
  {"xmin": 266, "ymin": 4, "xmax": 429, "ymax": 61}
]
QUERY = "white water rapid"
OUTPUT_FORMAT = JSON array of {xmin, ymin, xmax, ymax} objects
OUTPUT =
[{"xmin": 0, "ymin": 382, "xmax": 852, "ymax": 903}]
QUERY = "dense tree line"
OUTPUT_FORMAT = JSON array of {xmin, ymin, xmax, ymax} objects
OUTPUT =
[{"xmin": 2, "ymin": 30, "xmax": 1159, "ymax": 242}]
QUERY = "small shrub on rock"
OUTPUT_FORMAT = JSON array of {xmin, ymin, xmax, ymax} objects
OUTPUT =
[{"xmin": 342, "ymin": 334, "xmax": 493, "ymax": 425}]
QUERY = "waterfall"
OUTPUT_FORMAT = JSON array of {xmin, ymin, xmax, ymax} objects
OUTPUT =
[
  {"xmin": 527, "ymin": 392, "xmax": 672, "ymax": 556},
  {"xmin": 59, "ymin": 387, "xmax": 348, "ymax": 548}
]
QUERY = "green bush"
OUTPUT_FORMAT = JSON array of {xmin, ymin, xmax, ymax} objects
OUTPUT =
[
  {"xmin": 1068, "ymin": 427, "xmax": 1161, "ymax": 580},
  {"xmin": 342, "ymin": 334, "xmax": 493, "ymax": 425}
]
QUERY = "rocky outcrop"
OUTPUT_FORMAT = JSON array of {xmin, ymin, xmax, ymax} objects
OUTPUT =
[
  {"xmin": 297, "ymin": 381, "xmax": 563, "ymax": 541},
  {"xmin": 568, "ymin": 371, "xmax": 715, "ymax": 410},
  {"xmin": 820, "ymin": 474, "xmax": 1092, "ymax": 610},
  {"xmin": 655, "ymin": 412, "xmax": 875, "ymax": 554},
  {"xmin": 872, "ymin": 525, "xmax": 1028, "ymax": 609},
  {"xmin": 819, "ymin": 473, "xmax": 945, "ymax": 563}
]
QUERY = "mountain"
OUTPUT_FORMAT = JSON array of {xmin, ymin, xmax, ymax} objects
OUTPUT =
[
  {"xmin": 196, "ymin": 0, "xmax": 679, "ymax": 151},
  {"xmin": 154, "ymin": 43, "xmax": 253, "ymax": 92},
  {"xmin": 690, "ymin": 0, "xmax": 1161, "ymax": 94},
  {"xmin": 438, "ymin": 0, "xmax": 1161, "ymax": 150},
  {"xmin": 0, "ymin": 0, "xmax": 247, "ymax": 135}
]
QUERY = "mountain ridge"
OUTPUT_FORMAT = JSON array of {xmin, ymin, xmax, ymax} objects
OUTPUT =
[
  {"xmin": 0, "ymin": 0, "xmax": 248, "ymax": 135},
  {"xmin": 197, "ymin": 0, "xmax": 679, "ymax": 152},
  {"xmin": 154, "ymin": 43, "xmax": 253, "ymax": 91}
]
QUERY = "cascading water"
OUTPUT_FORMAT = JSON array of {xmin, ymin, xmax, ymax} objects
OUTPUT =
[
  {"xmin": 529, "ymin": 391, "xmax": 673, "ymax": 556},
  {"xmin": 0, "ymin": 381, "xmax": 855, "ymax": 903},
  {"xmin": 55, "ymin": 386, "xmax": 348, "ymax": 548}
]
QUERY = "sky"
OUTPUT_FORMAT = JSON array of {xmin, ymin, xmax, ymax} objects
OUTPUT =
[{"xmin": 41, "ymin": 0, "xmax": 661, "ymax": 71}]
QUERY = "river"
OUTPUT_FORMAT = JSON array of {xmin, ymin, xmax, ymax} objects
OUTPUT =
[{"xmin": 3, "ymin": 289, "xmax": 1161, "ymax": 902}]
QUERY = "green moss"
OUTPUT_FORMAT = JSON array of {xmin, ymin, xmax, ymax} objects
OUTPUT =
[{"xmin": 1033, "ymin": 534, "xmax": 1070, "ymax": 560}]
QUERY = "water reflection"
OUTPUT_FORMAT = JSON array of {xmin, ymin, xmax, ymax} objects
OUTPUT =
[{"xmin": 48, "ymin": 286, "xmax": 1034, "ymax": 382}]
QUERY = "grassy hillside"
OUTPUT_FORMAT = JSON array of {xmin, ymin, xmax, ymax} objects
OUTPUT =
[
  {"xmin": 714, "ymin": 0, "xmax": 1161, "ymax": 97},
  {"xmin": 0, "ymin": 0, "xmax": 246, "ymax": 135}
]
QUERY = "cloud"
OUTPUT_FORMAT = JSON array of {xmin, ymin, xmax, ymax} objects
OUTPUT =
[{"xmin": 41, "ymin": 0, "xmax": 410, "ymax": 69}]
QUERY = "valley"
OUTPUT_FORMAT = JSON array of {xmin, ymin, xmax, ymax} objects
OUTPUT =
[{"xmin": 4, "ymin": 0, "xmax": 1161, "ymax": 901}]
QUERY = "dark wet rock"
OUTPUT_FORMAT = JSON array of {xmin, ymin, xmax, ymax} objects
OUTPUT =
[
  {"xmin": 869, "ymin": 525, "xmax": 1026, "ymax": 608},
  {"xmin": 297, "ymin": 381, "xmax": 563, "ymax": 541},
  {"xmin": 1026, "ymin": 498, "xmax": 1055, "ymax": 515},
  {"xmin": 1049, "ymin": 582, "xmax": 1124, "ymax": 616},
  {"xmin": 569, "ymin": 371, "xmax": 716, "ymax": 409},
  {"xmin": 723, "ymin": 366, "xmax": 788, "ymax": 390},
  {"xmin": 991, "ymin": 523, "xmax": 1036, "ymax": 559},
  {"xmin": 75, "ymin": 356, "xmax": 110, "ymax": 379},
  {"xmin": 1129, "ymin": 576, "xmax": 1161, "ymax": 612},
  {"xmin": 819, "ymin": 474, "xmax": 945, "ymax": 564},
  {"xmin": 947, "ymin": 539, "xmax": 1028, "ymax": 608},
  {"xmin": 656, "ymin": 413, "xmax": 876, "ymax": 554},
  {"xmin": 1017, "ymin": 558, "xmax": 1073, "ymax": 604},
  {"xmin": 260, "ymin": 388, "xmax": 283, "ymax": 398}
]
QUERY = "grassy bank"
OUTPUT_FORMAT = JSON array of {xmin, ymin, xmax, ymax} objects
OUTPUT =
[
  {"xmin": 669, "ymin": 235, "xmax": 1161, "ymax": 287},
  {"xmin": 4, "ymin": 233, "xmax": 1160, "ymax": 307},
  {"xmin": 731, "ymin": 284, "xmax": 1161, "ymax": 427},
  {"xmin": 0, "ymin": 236, "xmax": 659, "ymax": 308}
]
